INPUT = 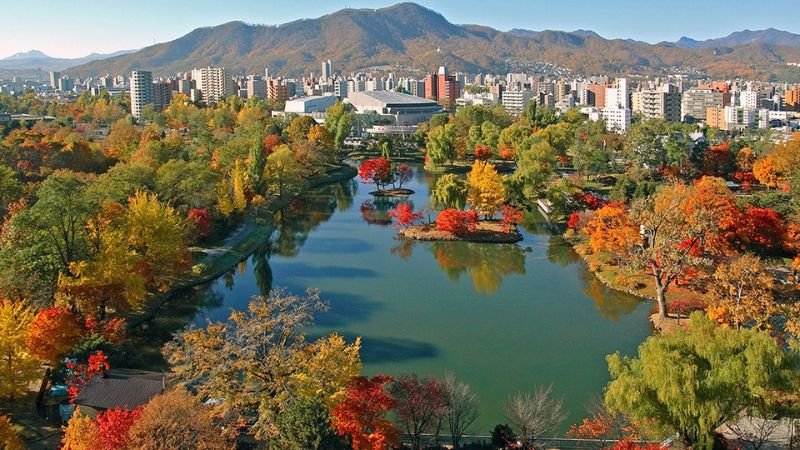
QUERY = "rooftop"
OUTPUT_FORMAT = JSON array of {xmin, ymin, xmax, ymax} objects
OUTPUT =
[
  {"xmin": 349, "ymin": 90, "xmax": 438, "ymax": 106},
  {"xmin": 73, "ymin": 369, "xmax": 165, "ymax": 411}
]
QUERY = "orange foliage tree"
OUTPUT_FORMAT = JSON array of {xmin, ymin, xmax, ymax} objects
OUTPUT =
[
  {"xmin": 582, "ymin": 202, "xmax": 641, "ymax": 262},
  {"xmin": 26, "ymin": 307, "xmax": 85, "ymax": 363},
  {"xmin": 332, "ymin": 375, "xmax": 400, "ymax": 450}
]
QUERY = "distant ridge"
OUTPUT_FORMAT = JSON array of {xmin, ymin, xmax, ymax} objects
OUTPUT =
[
  {"xmin": 66, "ymin": 2, "xmax": 800, "ymax": 80},
  {"xmin": 0, "ymin": 49, "xmax": 138, "ymax": 72}
]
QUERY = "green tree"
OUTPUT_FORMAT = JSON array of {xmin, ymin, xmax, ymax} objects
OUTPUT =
[
  {"xmin": 426, "ymin": 124, "xmax": 457, "ymax": 167},
  {"xmin": 514, "ymin": 138, "xmax": 556, "ymax": 201},
  {"xmin": 431, "ymin": 174, "xmax": 468, "ymax": 210},
  {"xmin": 275, "ymin": 396, "xmax": 347, "ymax": 450},
  {"xmin": 605, "ymin": 313, "xmax": 797, "ymax": 450},
  {"xmin": 324, "ymin": 101, "xmax": 353, "ymax": 150},
  {"xmin": 247, "ymin": 135, "xmax": 267, "ymax": 195},
  {"xmin": 155, "ymin": 160, "xmax": 219, "ymax": 209},
  {"xmin": 0, "ymin": 164, "xmax": 22, "ymax": 213}
]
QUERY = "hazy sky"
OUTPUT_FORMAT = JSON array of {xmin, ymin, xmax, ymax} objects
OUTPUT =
[{"xmin": 3, "ymin": 0, "xmax": 798, "ymax": 58}]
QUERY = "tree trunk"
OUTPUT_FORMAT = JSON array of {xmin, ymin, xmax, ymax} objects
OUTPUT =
[{"xmin": 656, "ymin": 285, "xmax": 667, "ymax": 319}]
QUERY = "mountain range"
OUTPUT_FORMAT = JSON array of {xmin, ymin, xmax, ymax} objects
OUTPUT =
[
  {"xmin": 0, "ymin": 49, "xmax": 137, "ymax": 72},
  {"xmin": 58, "ymin": 3, "xmax": 800, "ymax": 80}
]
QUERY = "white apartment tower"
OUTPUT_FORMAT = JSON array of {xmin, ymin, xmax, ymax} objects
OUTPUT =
[
  {"xmin": 502, "ymin": 89, "xmax": 533, "ymax": 116},
  {"xmin": 129, "ymin": 70, "xmax": 154, "ymax": 120},
  {"xmin": 321, "ymin": 60, "xmax": 332, "ymax": 81},
  {"xmin": 191, "ymin": 66, "xmax": 232, "ymax": 104}
]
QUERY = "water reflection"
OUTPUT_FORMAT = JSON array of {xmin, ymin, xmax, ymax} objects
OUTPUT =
[
  {"xmin": 578, "ymin": 263, "xmax": 643, "ymax": 321},
  {"xmin": 360, "ymin": 198, "xmax": 397, "ymax": 226},
  {"xmin": 272, "ymin": 180, "xmax": 356, "ymax": 256}
]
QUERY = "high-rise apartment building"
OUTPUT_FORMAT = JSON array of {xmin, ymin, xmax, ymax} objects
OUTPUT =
[
  {"xmin": 266, "ymin": 78, "xmax": 288, "ymax": 102},
  {"xmin": 631, "ymin": 84, "xmax": 681, "ymax": 122},
  {"xmin": 57, "ymin": 76, "xmax": 73, "ymax": 93},
  {"xmin": 501, "ymin": 90, "xmax": 533, "ymax": 116},
  {"xmin": 586, "ymin": 83, "xmax": 608, "ymax": 108},
  {"xmin": 191, "ymin": 66, "xmax": 232, "ymax": 104},
  {"xmin": 786, "ymin": 86, "xmax": 800, "ymax": 111},
  {"xmin": 130, "ymin": 70, "xmax": 154, "ymax": 119},
  {"xmin": 681, "ymin": 88, "xmax": 724, "ymax": 122},
  {"xmin": 706, "ymin": 107, "xmax": 726, "ymax": 130}
]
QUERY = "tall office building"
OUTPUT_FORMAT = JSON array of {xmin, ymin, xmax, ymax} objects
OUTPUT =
[
  {"xmin": 49, "ymin": 71, "xmax": 61, "ymax": 90},
  {"xmin": 57, "ymin": 76, "xmax": 74, "ymax": 93},
  {"xmin": 129, "ymin": 70, "xmax": 154, "ymax": 119},
  {"xmin": 190, "ymin": 66, "xmax": 232, "ymax": 104},
  {"xmin": 321, "ymin": 60, "xmax": 332, "ymax": 81}
]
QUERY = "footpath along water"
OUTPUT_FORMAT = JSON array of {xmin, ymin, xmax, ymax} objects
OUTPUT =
[{"xmin": 185, "ymin": 167, "xmax": 653, "ymax": 433}]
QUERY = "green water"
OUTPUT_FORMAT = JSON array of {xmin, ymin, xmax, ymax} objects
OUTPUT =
[{"xmin": 186, "ymin": 168, "xmax": 653, "ymax": 435}]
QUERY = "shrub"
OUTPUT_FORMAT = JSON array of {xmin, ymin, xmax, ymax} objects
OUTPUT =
[{"xmin": 436, "ymin": 209, "xmax": 478, "ymax": 236}]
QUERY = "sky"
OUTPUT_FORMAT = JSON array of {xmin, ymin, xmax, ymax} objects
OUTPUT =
[{"xmin": 3, "ymin": 0, "xmax": 799, "ymax": 59}]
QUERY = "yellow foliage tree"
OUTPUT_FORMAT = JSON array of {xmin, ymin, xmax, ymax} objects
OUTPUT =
[
  {"xmin": 753, "ymin": 155, "xmax": 780, "ymax": 188},
  {"xmin": 466, "ymin": 161, "xmax": 506, "ymax": 218},
  {"xmin": 290, "ymin": 334, "xmax": 361, "ymax": 410},
  {"xmin": 0, "ymin": 415, "xmax": 24, "ymax": 450},
  {"xmin": 0, "ymin": 299, "xmax": 40, "ymax": 399},
  {"xmin": 707, "ymin": 254, "xmax": 777, "ymax": 330},
  {"xmin": 61, "ymin": 414, "xmax": 99, "ymax": 450}
]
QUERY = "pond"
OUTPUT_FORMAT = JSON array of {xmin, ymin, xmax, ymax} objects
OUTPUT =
[{"xmin": 181, "ymin": 167, "xmax": 654, "ymax": 435}]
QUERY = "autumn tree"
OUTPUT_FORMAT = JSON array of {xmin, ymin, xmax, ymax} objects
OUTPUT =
[
  {"xmin": 391, "ymin": 374, "xmax": 448, "ymax": 450},
  {"xmin": 95, "ymin": 407, "xmax": 141, "ymax": 450},
  {"xmin": 0, "ymin": 299, "xmax": 40, "ymax": 399},
  {"xmin": 62, "ymin": 414, "xmax": 99, "ymax": 450},
  {"xmin": 0, "ymin": 415, "xmax": 24, "ymax": 450},
  {"xmin": 389, "ymin": 203, "xmax": 424, "ymax": 229},
  {"xmin": 443, "ymin": 372, "xmax": 479, "ymax": 449},
  {"xmin": 605, "ymin": 313, "xmax": 795, "ymax": 450},
  {"xmin": 431, "ymin": 174, "xmax": 468, "ymax": 210},
  {"xmin": 504, "ymin": 385, "xmax": 566, "ymax": 447},
  {"xmin": 583, "ymin": 202, "xmax": 641, "ymax": 262},
  {"xmin": 734, "ymin": 207, "xmax": 786, "ymax": 252},
  {"xmin": 436, "ymin": 209, "xmax": 478, "ymax": 236},
  {"xmin": 630, "ymin": 183, "xmax": 721, "ymax": 319},
  {"xmin": 706, "ymin": 254, "xmax": 776, "ymax": 330},
  {"xmin": 287, "ymin": 116, "xmax": 318, "ymax": 144},
  {"xmin": 62, "ymin": 192, "xmax": 189, "ymax": 316},
  {"xmin": 332, "ymin": 375, "xmax": 400, "ymax": 450},
  {"xmin": 26, "ymin": 307, "xmax": 84, "ymax": 363},
  {"xmin": 126, "ymin": 389, "xmax": 231, "ymax": 450},
  {"xmin": 393, "ymin": 163, "xmax": 413, "ymax": 189},
  {"xmin": 467, "ymin": 161, "xmax": 506, "ymax": 218},
  {"xmin": 163, "ymin": 289, "xmax": 360, "ymax": 440},
  {"xmin": 263, "ymin": 145, "xmax": 306, "ymax": 199},
  {"xmin": 358, "ymin": 158, "xmax": 393, "ymax": 190},
  {"xmin": 753, "ymin": 155, "xmax": 780, "ymax": 188}
]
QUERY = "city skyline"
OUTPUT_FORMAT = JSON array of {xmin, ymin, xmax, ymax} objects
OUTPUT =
[{"xmin": 3, "ymin": 0, "xmax": 799, "ymax": 59}]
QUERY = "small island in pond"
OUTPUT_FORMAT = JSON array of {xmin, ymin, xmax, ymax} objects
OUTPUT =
[
  {"xmin": 358, "ymin": 157, "xmax": 415, "ymax": 196},
  {"xmin": 399, "ymin": 220, "xmax": 523, "ymax": 243},
  {"xmin": 370, "ymin": 188, "xmax": 415, "ymax": 197}
]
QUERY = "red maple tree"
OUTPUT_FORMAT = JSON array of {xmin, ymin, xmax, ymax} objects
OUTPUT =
[
  {"xmin": 358, "ymin": 158, "xmax": 393, "ymax": 190},
  {"xmin": 735, "ymin": 207, "xmax": 786, "ymax": 251},
  {"xmin": 500, "ymin": 205, "xmax": 524, "ymax": 232},
  {"xmin": 187, "ymin": 208, "xmax": 212, "ymax": 239},
  {"xmin": 332, "ymin": 375, "xmax": 400, "ymax": 450},
  {"xmin": 95, "ymin": 407, "xmax": 142, "ymax": 450},
  {"xmin": 388, "ymin": 203, "xmax": 424, "ymax": 229},
  {"xmin": 436, "ymin": 209, "xmax": 478, "ymax": 236}
]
